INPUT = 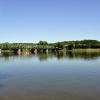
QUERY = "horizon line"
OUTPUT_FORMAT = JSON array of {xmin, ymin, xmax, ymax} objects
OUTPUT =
[{"xmin": 0, "ymin": 39, "xmax": 100, "ymax": 43}]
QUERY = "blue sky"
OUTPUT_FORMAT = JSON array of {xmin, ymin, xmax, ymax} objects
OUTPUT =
[{"xmin": 0, "ymin": 0, "xmax": 100, "ymax": 43}]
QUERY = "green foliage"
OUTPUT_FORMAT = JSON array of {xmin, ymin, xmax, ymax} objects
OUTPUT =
[
  {"xmin": 0, "ymin": 40, "xmax": 100, "ymax": 50},
  {"xmin": 67, "ymin": 43, "xmax": 74, "ymax": 50},
  {"xmin": 54, "ymin": 42, "xmax": 64, "ymax": 49},
  {"xmin": 38, "ymin": 41, "xmax": 48, "ymax": 45}
]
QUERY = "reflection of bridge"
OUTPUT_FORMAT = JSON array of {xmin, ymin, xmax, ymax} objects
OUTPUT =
[{"xmin": 0, "ymin": 45, "xmax": 60, "ymax": 54}]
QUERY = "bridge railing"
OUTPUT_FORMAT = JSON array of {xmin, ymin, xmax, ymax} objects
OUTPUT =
[{"xmin": 0, "ymin": 44, "xmax": 55, "ymax": 50}]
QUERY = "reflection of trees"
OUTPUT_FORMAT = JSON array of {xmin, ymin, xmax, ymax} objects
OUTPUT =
[
  {"xmin": 0, "ymin": 52, "xmax": 17, "ymax": 61},
  {"xmin": 37, "ymin": 53, "xmax": 48, "ymax": 61},
  {"xmin": 56, "ymin": 51, "xmax": 64, "ymax": 59},
  {"xmin": 0, "ymin": 52, "xmax": 15, "ymax": 57},
  {"xmin": 36, "ymin": 51, "xmax": 100, "ymax": 61},
  {"xmin": 1, "ymin": 51, "xmax": 100, "ymax": 61},
  {"xmin": 65, "ymin": 51, "xmax": 100, "ymax": 60}
]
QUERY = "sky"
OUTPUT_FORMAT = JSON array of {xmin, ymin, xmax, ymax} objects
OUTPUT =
[{"xmin": 0, "ymin": 0, "xmax": 100, "ymax": 43}]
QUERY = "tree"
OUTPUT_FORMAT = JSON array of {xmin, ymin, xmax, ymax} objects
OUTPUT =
[
  {"xmin": 54, "ymin": 42, "xmax": 64, "ymax": 49},
  {"xmin": 67, "ymin": 43, "xmax": 74, "ymax": 50},
  {"xmin": 38, "ymin": 41, "xmax": 48, "ymax": 45}
]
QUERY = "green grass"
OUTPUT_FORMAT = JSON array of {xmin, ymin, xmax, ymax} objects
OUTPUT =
[{"xmin": 72, "ymin": 49, "xmax": 100, "ymax": 52}]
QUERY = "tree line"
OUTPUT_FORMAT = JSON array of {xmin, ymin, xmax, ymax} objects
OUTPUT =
[{"xmin": 0, "ymin": 40, "xmax": 100, "ymax": 50}]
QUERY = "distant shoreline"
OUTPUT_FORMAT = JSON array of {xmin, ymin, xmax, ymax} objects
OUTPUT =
[
  {"xmin": 0, "ymin": 40, "xmax": 100, "ymax": 54},
  {"xmin": 1, "ymin": 49, "xmax": 100, "ymax": 53}
]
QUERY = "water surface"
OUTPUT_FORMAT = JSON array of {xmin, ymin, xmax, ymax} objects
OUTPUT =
[{"xmin": 0, "ymin": 52, "xmax": 100, "ymax": 100}]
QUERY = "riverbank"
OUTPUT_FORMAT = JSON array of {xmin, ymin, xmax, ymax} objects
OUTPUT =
[
  {"xmin": 71, "ymin": 49, "xmax": 100, "ymax": 52},
  {"xmin": 1, "ymin": 50, "xmax": 13, "ymax": 53},
  {"xmin": 1, "ymin": 49, "xmax": 100, "ymax": 53},
  {"xmin": 59, "ymin": 49, "xmax": 100, "ymax": 52}
]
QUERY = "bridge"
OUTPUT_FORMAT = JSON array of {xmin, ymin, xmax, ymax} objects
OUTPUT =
[{"xmin": 0, "ymin": 44, "xmax": 61, "ymax": 54}]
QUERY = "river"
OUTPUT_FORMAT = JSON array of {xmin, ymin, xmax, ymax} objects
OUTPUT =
[{"xmin": 0, "ymin": 52, "xmax": 100, "ymax": 100}]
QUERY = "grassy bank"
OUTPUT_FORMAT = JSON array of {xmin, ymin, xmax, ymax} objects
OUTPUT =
[
  {"xmin": 1, "ymin": 50, "xmax": 13, "ymax": 53},
  {"xmin": 1, "ymin": 49, "xmax": 100, "ymax": 53},
  {"xmin": 72, "ymin": 49, "xmax": 100, "ymax": 52},
  {"xmin": 59, "ymin": 49, "xmax": 100, "ymax": 53}
]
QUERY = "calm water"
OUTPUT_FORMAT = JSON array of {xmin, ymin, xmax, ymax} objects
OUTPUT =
[{"xmin": 0, "ymin": 52, "xmax": 100, "ymax": 100}]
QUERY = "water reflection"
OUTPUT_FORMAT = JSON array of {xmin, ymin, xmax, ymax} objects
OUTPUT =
[
  {"xmin": 35, "ymin": 51, "xmax": 100, "ymax": 60},
  {"xmin": 0, "ymin": 51, "xmax": 100, "ymax": 61},
  {"xmin": 65, "ymin": 51, "xmax": 100, "ymax": 60},
  {"xmin": 0, "ymin": 51, "xmax": 100, "ymax": 100}
]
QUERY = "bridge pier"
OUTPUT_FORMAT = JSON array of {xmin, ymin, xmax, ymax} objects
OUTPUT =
[
  {"xmin": 34, "ymin": 49, "xmax": 37, "ymax": 54},
  {"xmin": 22, "ymin": 48, "xmax": 30, "ymax": 55},
  {"xmin": 17, "ymin": 49, "xmax": 21, "ymax": 55},
  {"xmin": 46, "ymin": 49, "xmax": 48, "ymax": 54},
  {"xmin": 63, "ymin": 48, "xmax": 66, "ymax": 56}
]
